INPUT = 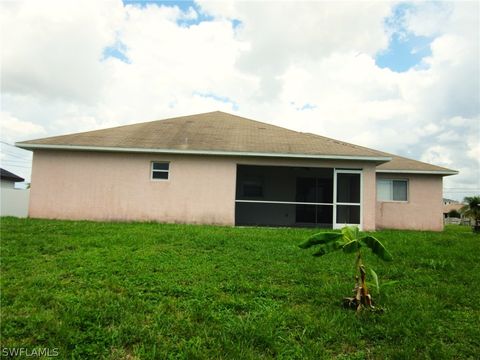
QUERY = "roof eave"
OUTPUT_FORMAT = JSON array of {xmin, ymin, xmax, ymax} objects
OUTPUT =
[
  {"xmin": 15, "ymin": 143, "xmax": 392, "ymax": 162},
  {"xmin": 376, "ymin": 169, "xmax": 458, "ymax": 176},
  {"xmin": 1, "ymin": 176, "xmax": 25, "ymax": 182}
]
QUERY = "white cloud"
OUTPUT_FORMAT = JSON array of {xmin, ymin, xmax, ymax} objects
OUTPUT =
[
  {"xmin": 197, "ymin": 1, "xmax": 393, "ymax": 98},
  {"xmin": 0, "ymin": 1, "xmax": 125, "ymax": 104},
  {"xmin": 421, "ymin": 145, "xmax": 453, "ymax": 166},
  {"xmin": 403, "ymin": 2, "xmax": 453, "ymax": 37},
  {"xmin": 0, "ymin": 112, "xmax": 46, "ymax": 143},
  {"xmin": 467, "ymin": 137, "xmax": 480, "ymax": 162}
]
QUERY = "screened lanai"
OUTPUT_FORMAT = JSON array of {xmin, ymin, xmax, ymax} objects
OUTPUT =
[{"xmin": 235, "ymin": 164, "xmax": 361, "ymax": 228}]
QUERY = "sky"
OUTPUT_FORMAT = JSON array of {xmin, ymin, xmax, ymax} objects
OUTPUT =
[{"xmin": 0, "ymin": 0, "xmax": 479, "ymax": 200}]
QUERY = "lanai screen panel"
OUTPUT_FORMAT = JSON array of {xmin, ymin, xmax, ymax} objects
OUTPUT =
[{"xmin": 235, "ymin": 165, "xmax": 334, "ymax": 227}]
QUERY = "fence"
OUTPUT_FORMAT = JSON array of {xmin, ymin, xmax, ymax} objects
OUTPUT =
[
  {"xmin": 0, "ymin": 188, "xmax": 30, "ymax": 217},
  {"xmin": 444, "ymin": 217, "xmax": 472, "ymax": 226}
]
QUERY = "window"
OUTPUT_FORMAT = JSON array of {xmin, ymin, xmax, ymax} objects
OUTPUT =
[
  {"xmin": 377, "ymin": 179, "xmax": 408, "ymax": 201},
  {"xmin": 151, "ymin": 162, "xmax": 169, "ymax": 180}
]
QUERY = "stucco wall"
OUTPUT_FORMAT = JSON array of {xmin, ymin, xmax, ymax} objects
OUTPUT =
[
  {"xmin": 29, "ymin": 150, "xmax": 237, "ymax": 225},
  {"xmin": 375, "ymin": 173, "xmax": 444, "ymax": 231},
  {"xmin": 29, "ymin": 150, "xmax": 378, "ymax": 229}
]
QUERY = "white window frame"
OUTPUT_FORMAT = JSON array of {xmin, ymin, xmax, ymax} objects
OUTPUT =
[
  {"xmin": 151, "ymin": 161, "xmax": 170, "ymax": 181},
  {"xmin": 376, "ymin": 178, "xmax": 408, "ymax": 202}
]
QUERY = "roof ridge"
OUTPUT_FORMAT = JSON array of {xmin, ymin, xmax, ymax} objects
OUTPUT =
[{"xmin": 16, "ymin": 110, "xmax": 379, "ymax": 158}]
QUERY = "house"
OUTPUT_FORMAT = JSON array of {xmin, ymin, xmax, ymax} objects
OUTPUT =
[
  {"xmin": 442, "ymin": 198, "xmax": 467, "ymax": 225},
  {"xmin": 443, "ymin": 198, "xmax": 464, "ymax": 217},
  {"xmin": 1, "ymin": 168, "xmax": 24, "ymax": 188},
  {"xmin": 443, "ymin": 198, "xmax": 459, "ymax": 205},
  {"xmin": 0, "ymin": 168, "xmax": 30, "ymax": 217},
  {"xmin": 16, "ymin": 111, "xmax": 457, "ymax": 231}
]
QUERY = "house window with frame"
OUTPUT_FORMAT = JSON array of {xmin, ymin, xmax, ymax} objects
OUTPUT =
[
  {"xmin": 377, "ymin": 179, "xmax": 408, "ymax": 201},
  {"xmin": 151, "ymin": 162, "xmax": 170, "ymax": 180}
]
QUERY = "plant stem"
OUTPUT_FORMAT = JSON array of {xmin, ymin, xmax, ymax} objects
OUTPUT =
[{"xmin": 353, "ymin": 249, "xmax": 373, "ymax": 310}]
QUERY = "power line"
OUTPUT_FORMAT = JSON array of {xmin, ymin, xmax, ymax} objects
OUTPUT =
[
  {"xmin": 0, "ymin": 153, "xmax": 31, "ymax": 160},
  {"xmin": 444, "ymin": 187, "xmax": 480, "ymax": 191},
  {"xmin": 0, "ymin": 162, "xmax": 32, "ymax": 167},
  {"xmin": 0, "ymin": 158, "xmax": 32, "ymax": 164},
  {"xmin": 447, "ymin": 190, "xmax": 477, "ymax": 193},
  {"xmin": 444, "ymin": 189, "xmax": 480, "ymax": 191},
  {"xmin": 0, "ymin": 155, "xmax": 32, "ymax": 163},
  {"xmin": 0, "ymin": 159, "xmax": 31, "ymax": 165},
  {"xmin": 1, "ymin": 158, "xmax": 32, "ymax": 163},
  {"xmin": 444, "ymin": 191, "xmax": 480, "ymax": 193},
  {"xmin": 0, "ymin": 164, "xmax": 31, "ymax": 169},
  {"xmin": 0, "ymin": 141, "xmax": 30, "ymax": 151},
  {"xmin": 0, "ymin": 150, "xmax": 32, "ymax": 160}
]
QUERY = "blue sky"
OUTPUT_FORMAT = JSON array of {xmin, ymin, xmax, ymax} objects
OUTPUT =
[
  {"xmin": 123, "ymin": 0, "xmax": 214, "ymax": 26},
  {"xmin": 116, "ymin": 1, "xmax": 433, "ymax": 73},
  {"xmin": 105, "ymin": 0, "xmax": 240, "ymax": 63},
  {"xmin": 195, "ymin": 92, "xmax": 239, "ymax": 111},
  {"xmin": 376, "ymin": 3, "xmax": 433, "ymax": 72},
  {"xmin": 376, "ymin": 32, "xmax": 432, "ymax": 72},
  {"xmin": 104, "ymin": 1, "xmax": 436, "ymax": 113},
  {"xmin": 123, "ymin": 0, "xmax": 196, "ymax": 12}
]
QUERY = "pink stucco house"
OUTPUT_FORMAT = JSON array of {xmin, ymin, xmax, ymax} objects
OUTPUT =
[{"xmin": 16, "ymin": 111, "xmax": 457, "ymax": 231}]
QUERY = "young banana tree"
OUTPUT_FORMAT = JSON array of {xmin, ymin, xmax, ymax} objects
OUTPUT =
[{"xmin": 299, "ymin": 225, "xmax": 393, "ymax": 312}]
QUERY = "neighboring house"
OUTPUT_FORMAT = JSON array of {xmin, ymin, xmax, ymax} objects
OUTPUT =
[
  {"xmin": 0, "ymin": 168, "xmax": 24, "ymax": 189},
  {"xmin": 442, "ymin": 198, "xmax": 467, "ymax": 225},
  {"xmin": 443, "ymin": 198, "xmax": 458, "ymax": 205},
  {"xmin": 442, "ymin": 198, "xmax": 464, "ymax": 218},
  {"xmin": 16, "ymin": 111, "xmax": 457, "ymax": 231},
  {"xmin": 0, "ymin": 168, "xmax": 30, "ymax": 217}
]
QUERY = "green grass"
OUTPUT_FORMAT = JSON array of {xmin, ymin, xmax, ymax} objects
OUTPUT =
[{"xmin": 1, "ymin": 218, "xmax": 479, "ymax": 359}]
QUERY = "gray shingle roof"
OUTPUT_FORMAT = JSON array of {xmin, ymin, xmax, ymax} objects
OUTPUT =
[
  {"xmin": 0, "ymin": 168, "xmax": 24, "ymax": 182},
  {"xmin": 16, "ymin": 111, "xmax": 456, "ymax": 174}
]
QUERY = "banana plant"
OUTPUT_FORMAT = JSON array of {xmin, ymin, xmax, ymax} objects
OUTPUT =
[
  {"xmin": 299, "ymin": 225, "xmax": 393, "ymax": 312},
  {"xmin": 367, "ymin": 268, "xmax": 399, "ymax": 297}
]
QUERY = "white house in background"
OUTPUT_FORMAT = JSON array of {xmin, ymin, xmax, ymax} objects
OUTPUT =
[
  {"xmin": 0, "ymin": 168, "xmax": 30, "ymax": 217},
  {"xmin": 1, "ymin": 168, "xmax": 24, "ymax": 189}
]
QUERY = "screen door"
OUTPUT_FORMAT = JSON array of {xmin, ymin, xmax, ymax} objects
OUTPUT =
[{"xmin": 334, "ymin": 170, "xmax": 362, "ymax": 229}]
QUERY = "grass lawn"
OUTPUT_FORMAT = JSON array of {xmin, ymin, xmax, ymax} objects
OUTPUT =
[{"xmin": 1, "ymin": 218, "xmax": 479, "ymax": 359}]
